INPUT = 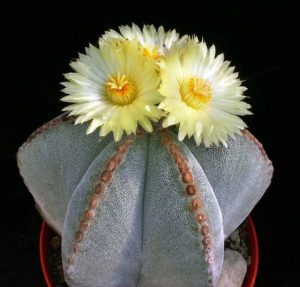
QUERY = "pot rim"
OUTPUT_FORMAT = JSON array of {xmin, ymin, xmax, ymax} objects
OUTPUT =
[
  {"xmin": 242, "ymin": 216, "xmax": 259, "ymax": 287},
  {"xmin": 40, "ymin": 216, "xmax": 259, "ymax": 287}
]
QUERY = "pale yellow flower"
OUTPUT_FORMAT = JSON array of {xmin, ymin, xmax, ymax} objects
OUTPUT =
[
  {"xmin": 159, "ymin": 38, "xmax": 251, "ymax": 147},
  {"xmin": 61, "ymin": 41, "xmax": 162, "ymax": 141},
  {"xmin": 100, "ymin": 23, "xmax": 186, "ymax": 62}
]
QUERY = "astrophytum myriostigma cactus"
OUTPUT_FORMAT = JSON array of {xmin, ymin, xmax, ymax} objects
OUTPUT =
[
  {"xmin": 17, "ymin": 24, "xmax": 273, "ymax": 287},
  {"xmin": 17, "ymin": 115, "xmax": 272, "ymax": 287}
]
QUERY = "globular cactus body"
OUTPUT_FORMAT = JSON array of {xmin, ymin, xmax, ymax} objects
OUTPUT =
[{"xmin": 17, "ymin": 115, "xmax": 273, "ymax": 287}]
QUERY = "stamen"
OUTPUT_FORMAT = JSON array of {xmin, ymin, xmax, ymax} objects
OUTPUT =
[
  {"xmin": 180, "ymin": 77, "xmax": 212, "ymax": 109},
  {"xmin": 105, "ymin": 73, "xmax": 136, "ymax": 105}
]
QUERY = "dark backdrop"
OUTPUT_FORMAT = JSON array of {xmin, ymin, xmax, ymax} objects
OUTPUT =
[{"xmin": 1, "ymin": 1, "xmax": 299, "ymax": 286}]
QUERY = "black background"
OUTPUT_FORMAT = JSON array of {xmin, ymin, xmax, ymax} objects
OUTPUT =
[{"xmin": 1, "ymin": 1, "xmax": 299, "ymax": 286}]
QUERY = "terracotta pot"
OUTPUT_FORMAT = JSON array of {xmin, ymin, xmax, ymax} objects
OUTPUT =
[{"xmin": 40, "ymin": 217, "xmax": 259, "ymax": 287}]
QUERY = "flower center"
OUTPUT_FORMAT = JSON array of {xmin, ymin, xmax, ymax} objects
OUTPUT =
[
  {"xmin": 143, "ymin": 46, "xmax": 161, "ymax": 61},
  {"xmin": 180, "ymin": 77, "xmax": 212, "ymax": 109},
  {"xmin": 106, "ymin": 73, "xmax": 136, "ymax": 105}
]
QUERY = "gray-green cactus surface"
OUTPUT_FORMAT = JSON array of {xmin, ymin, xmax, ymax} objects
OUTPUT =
[{"xmin": 17, "ymin": 115, "xmax": 273, "ymax": 287}]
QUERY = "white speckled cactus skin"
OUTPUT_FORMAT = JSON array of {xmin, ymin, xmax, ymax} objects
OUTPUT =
[{"xmin": 17, "ymin": 115, "xmax": 273, "ymax": 287}]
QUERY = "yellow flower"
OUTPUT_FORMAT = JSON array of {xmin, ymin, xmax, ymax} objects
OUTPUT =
[
  {"xmin": 100, "ymin": 23, "xmax": 186, "ymax": 63},
  {"xmin": 159, "ymin": 38, "xmax": 251, "ymax": 147},
  {"xmin": 61, "ymin": 41, "xmax": 162, "ymax": 141}
]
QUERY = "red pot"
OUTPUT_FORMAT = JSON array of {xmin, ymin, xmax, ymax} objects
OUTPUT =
[{"xmin": 40, "ymin": 217, "xmax": 259, "ymax": 287}]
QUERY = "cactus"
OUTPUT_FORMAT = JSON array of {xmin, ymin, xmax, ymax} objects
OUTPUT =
[
  {"xmin": 17, "ymin": 24, "xmax": 273, "ymax": 286},
  {"xmin": 17, "ymin": 115, "xmax": 273, "ymax": 287}
]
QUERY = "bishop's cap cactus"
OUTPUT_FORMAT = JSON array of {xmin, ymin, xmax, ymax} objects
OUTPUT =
[{"xmin": 17, "ymin": 24, "xmax": 273, "ymax": 287}]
